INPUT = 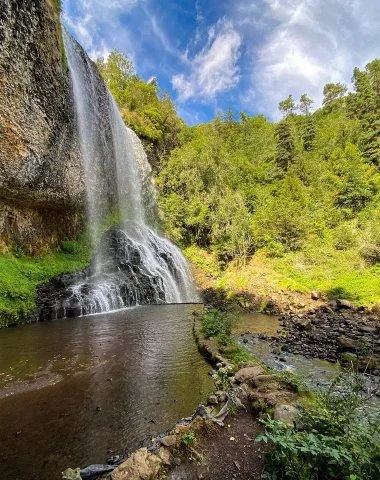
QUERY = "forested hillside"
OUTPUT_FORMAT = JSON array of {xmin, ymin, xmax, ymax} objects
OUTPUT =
[{"xmin": 98, "ymin": 53, "xmax": 380, "ymax": 306}]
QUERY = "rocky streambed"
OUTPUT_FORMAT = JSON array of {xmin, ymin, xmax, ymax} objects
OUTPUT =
[{"xmin": 276, "ymin": 300, "xmax": 380, "ymax": 375}]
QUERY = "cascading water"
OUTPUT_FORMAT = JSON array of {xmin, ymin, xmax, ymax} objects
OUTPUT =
[{"xmin": 40, "ymin": 30, "xmax": 199, "ymax": 320}]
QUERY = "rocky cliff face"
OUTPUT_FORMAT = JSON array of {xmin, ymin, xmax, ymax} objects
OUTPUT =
[{"xmin": 0, "ymin": 0, "xmax": 84, "ymax": 254}]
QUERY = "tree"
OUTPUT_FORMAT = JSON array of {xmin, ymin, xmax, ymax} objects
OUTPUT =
[
  {"xmin": 96, "ymin": 50, "xmax": 134, "ymax": 103},
  {"xmin": 351, "ymin": 60, "xmax": 380, "ymax": 164},
  {"xmin": 278, "ymin": 94, "xmax": 296, "ymax": 118},
  {"xmin": 275, "ymin": 122, "xmax": 295, "ymax": 170},
  {"xmin": 322, "ymin": 83, "xmax": 347, "ymax": 110},
  {"xmin": 299, "ymin": 94, "xmax": 313, "ymax": 115},
  {"xmin": 302, "ymin": 116, "xmax": 316, "ymax": 151}
]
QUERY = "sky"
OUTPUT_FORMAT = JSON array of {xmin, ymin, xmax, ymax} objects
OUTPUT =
[{"xmin": 63, "ymin": 0, "xmax": 380, "ymax": 125}]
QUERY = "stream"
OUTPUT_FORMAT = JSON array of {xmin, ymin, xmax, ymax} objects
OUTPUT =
[
  {"xmin": 0, "ymin": 304, "xmax": 213, "ymax": 480},
  {"xmin": 234, "ymin": 313, "xmax": 380, "ymax": 404}
]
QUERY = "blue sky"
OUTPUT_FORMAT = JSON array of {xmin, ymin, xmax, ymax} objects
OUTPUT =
[{"xmin": 63, "ymin": 0, "xmax": 380, "ymax": 125}]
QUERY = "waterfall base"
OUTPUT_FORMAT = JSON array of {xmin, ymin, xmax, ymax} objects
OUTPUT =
[{"xmin": 31, "ymin": 224, "xmax": 198, "ymax": 321}]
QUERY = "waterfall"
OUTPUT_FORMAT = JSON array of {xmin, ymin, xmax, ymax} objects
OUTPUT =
[{"xmin": 44, "ymin": 30, "xmax": 199, "ymax": 319}]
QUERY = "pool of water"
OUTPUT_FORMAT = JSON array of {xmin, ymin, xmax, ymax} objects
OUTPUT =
[{"xmin": 0, "ymin": 304, "xmax": 213, "ymax": 480}]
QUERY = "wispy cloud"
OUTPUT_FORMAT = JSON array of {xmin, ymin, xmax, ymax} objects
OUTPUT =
[
  {"xmin": 232, "ymin": 0, "xmax": 380, "ymax": 119},
  {"xmin": 63, "ymin": 0, "xmax": 143, "ymax": 61},
  {"xmin": 171, "ymin": 17, "xmax": 242, "ymax": 102}
]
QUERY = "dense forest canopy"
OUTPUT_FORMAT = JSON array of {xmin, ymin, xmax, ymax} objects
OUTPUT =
[{"xmin": 96, "ymin": 53, "xmax": 380, "ymax": 303}]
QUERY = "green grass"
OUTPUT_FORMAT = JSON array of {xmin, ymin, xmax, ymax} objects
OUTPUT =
[
  {"xmin": 268, "ymin": 247, "xmax": 380, "ymax": 305},
  {"xmin": 0, "ymin": 232, "xmax": 91, "ymax": 328},
  {"xmin": 220, "ymin": 342, "xmax": 253, "ymax": 365},
  {"xmin": 183, "ymin": 245, "xmax": 221, "ymax": 277}
]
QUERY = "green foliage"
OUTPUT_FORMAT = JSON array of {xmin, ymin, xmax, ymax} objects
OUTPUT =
[
  {"xmin": 279, "ymin": 94, "xmax": 296, "ymax": 118},
  {"xmin": 275, "ymin": 122, "xmax": 295, "ymax": 171},
  {"xmin": 299, "ymin": 94, "xmax": 314, "ymax": 115},
  {"xmin": 302, "ymin": 116, "xmax": 315, "ymax": 151},
  {"xmin": 0, "ymin": 233, "xmax": 91, "ymax": 327},
  {"xmin": 155, "ymin": 59, "xmax": 380, "ymax": 305},
  {"xmin": 201, "ymin": 309, "xmax": 234, "ymax": 339},
  {"xmin": 182, "ymin": 432, "xmax": 196, "ymax": 446},
  {"xmin": 52, "ymin": 0, "xmax": 62, "ymax": 14},
  {"xmin": 256, "ymin": 373, "xmax": 380, "ymax": 480},
  {"xmin": 221, "ymin": 342, "xmax": 253, "ymax": 365}
]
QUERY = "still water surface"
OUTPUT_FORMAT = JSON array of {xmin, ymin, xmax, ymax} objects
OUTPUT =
[{"xmin": 0, "ymin": 304, "xmax": 213, "ymax": 480}]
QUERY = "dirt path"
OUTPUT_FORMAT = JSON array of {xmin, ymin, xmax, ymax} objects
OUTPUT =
[{"xmin": 168, "ymin": 405, "xmax": 266, "ymax": 480}]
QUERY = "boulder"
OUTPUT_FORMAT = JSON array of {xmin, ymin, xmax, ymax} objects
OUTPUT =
[
  {"xmin": 235, "ymin": 366, "xmax": 265, "ymax": 385},
  {"xmin": 111, "ymin": 448, "xmax": 162, "ymax": 480},
  {"xmin": 207, "ymin": 394, "xmax": 218, "ymax": 405},
  {"xmin": 160, "ymin": 435, "xmax": 177, "ymax": 447},
  {"xmin": 62, "ymin": 469, "xmax": 82, "ymax": 480},
  {"xmin": 215, "ymin": 391, "xmax": 228, "ymax": 402},
  {"xmin": 336, "ymin": 336, "xmax": 362, "ymax": 351},
  {"xmin": 358, "ymin": 325, "xmax": 378, "ymax": 334},
  {"xmin": 311, "ymin": 291, "xmax": 321, "ymax": 300},
  {"xmin": 156, "ymin": 447, "xmax": 173, "ymax": 466},
  {"xmin": 273, "ymin": 404, "xmax": 299, "ymax": 427},
  {"xmin": 336, "ymin": 299, "xmax": 354, "ymax": 310},
  {"xmin": 371, "ymin": 301, "xmax": 380, "ymax": 313},
  {"xmin": 252, "ymin": 374, "xmax": 279, "ymax": 388},
  {"xmin": 294, "ymin": 318, "xmax": 312, "ymax": 331}
]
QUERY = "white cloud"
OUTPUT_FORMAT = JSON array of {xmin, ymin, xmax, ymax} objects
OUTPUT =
[
  {"xmin": 63, "ymin": 0, "xmax": 142, "ymax": 61},
  {"xmin": 171, "ymin": 18, "xmax": 242, "ymax": 102},
  {"xmin": 234, "ymin": 0, "xmax": 380, "ymax": 119}
]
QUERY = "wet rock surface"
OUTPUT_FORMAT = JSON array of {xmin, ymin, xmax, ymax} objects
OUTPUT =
[
  {"xmin": 30, "ymin": 226, "xmax": 172, "ymax": 321},
  {"xmin": 0, "ymin": 0, "xmax": 85, "ymax": 251}
]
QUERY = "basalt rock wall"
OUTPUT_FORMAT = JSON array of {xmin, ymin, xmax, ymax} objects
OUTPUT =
[{"xmin": 0, "ymin": 0, "xmax": 85, "ymax": 253}]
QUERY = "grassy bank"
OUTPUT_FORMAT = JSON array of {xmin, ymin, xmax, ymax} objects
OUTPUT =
[
  {"xmin": 185, "ymin": 245, "xmax": 380, "ymax": 308},
  {"xmin": 0, "ymin": 232, "xmax": 91, "ymax": 328}
]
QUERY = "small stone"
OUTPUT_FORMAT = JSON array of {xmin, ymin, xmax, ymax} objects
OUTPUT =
[
  {"xmin": 336, "ymin": 336, "xmax": 361, "ymax": 351},
  {"xmin": 160, "ymin": 435, "xmax": 177, "ymax": 447},
  {"xmin": 311, "ymin": 291, "xmax": 321, "ymax": 300},
  {"xmin": 294, "ymin": 318, "xmax": 312, "ymax": 331},
  {"xmin": 273, "ymin": 404, "xmax": 299, "ymax": 428},
  {"xmin": 336, "ymin": 299, "xmax": 354, "ymax": 309},
  {"xmin": 207, "ymin": 394, "xmax": 218, "ymax": 405},
  {"xmin": 174, "ymin": 457, "xmax": 181, "ymax": 466}
]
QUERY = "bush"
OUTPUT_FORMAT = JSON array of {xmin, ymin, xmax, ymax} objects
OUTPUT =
[
  {"xmin": 333, "ymin": 223, "xmax": 358, "ymax": 250},
  {"xmin": 201, "ymin": 309, "xmax": 234, "ymax": 339},
  {"xmin": 256, "ymin": 373, "xmax": 380, "ymax": 479}
]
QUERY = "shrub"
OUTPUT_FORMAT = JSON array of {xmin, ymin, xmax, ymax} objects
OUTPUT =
[
  {"xmin": 256, "ymin": 373, "xmax": 380, "ymax": 480},
  {"xmin": 201, "ymin": 309, "xmax": 234, "ymax": 339},
  {"xmin": 182, "ymin": 432, "xmax": 196, "ymax": 446},
  {"xmin": 333, "ymin": 223, "xmax": 358, "ymax": 250}
]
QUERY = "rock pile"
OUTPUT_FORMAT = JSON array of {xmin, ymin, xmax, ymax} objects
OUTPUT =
[{"xmin": 277, "ymin": 301, "xmax": 380, "ymax": 374}]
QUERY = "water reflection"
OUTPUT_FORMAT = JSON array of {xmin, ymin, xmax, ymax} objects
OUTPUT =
[{"xmin": 0, "ymin": 305, "xmax": 213, "ymax": 480}]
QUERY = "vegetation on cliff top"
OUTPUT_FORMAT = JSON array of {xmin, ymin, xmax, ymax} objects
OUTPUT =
[{"xmin": 94, "ymin": 51, "xmax": 380, "ymax": 306}]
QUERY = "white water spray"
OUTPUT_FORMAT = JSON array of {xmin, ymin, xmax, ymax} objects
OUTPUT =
[{"xmin": 55, "ymin": 30, "xmax": 198, "ymax": 317}]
